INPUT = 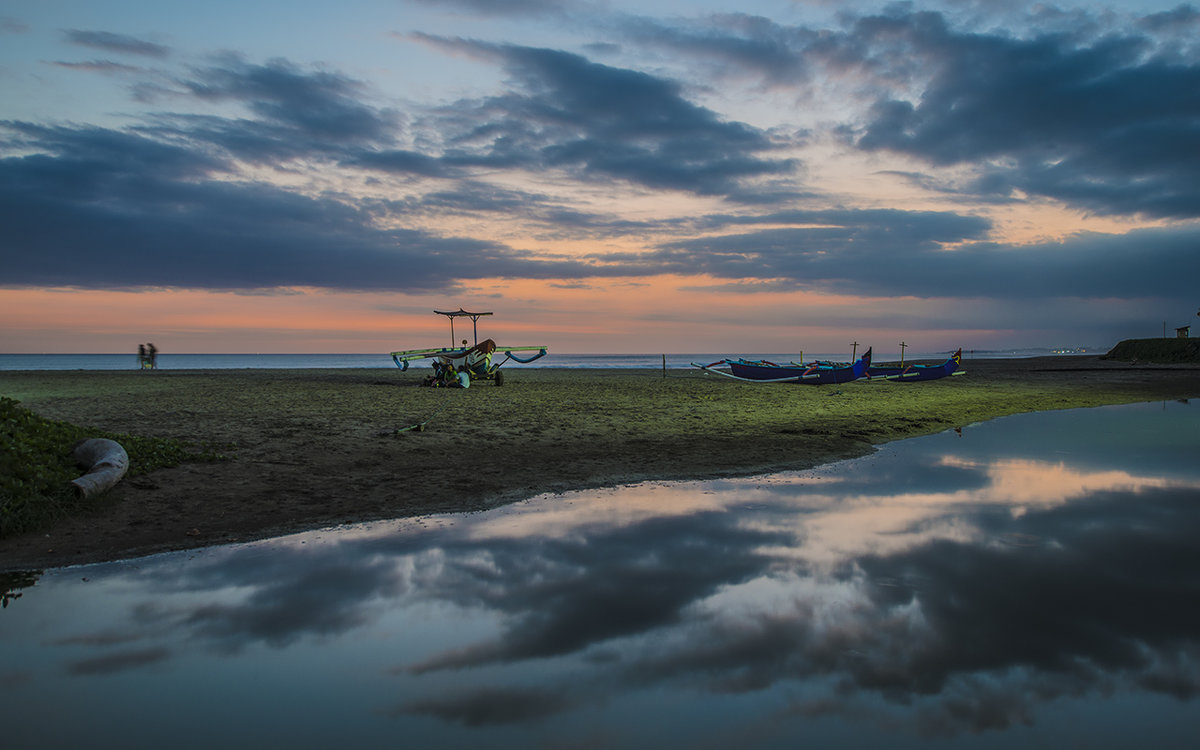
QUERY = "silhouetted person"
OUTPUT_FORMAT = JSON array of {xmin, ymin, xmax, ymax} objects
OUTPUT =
[
  {"xmin": 147, "ymin": 343, "xmax": 158, "ymax": 369},
  {"xmin": 138, "ymin": 344, "xmax": 147, "ymax": 369}
]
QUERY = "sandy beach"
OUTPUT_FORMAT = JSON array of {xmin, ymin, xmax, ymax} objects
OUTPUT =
[{"xmin": 2, "ymin": 356, "xmax": 1197, "ymax": 571}]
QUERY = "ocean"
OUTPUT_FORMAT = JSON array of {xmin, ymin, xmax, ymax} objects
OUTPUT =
[{"xmin": 0, "ymin": 348, "xmax": 1084, "ymax": 371}]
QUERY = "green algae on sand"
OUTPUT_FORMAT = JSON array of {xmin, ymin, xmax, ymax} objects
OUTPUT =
[{"xmin": 1, "ymin": 355, "xmax": 1197, "ymax": 570}]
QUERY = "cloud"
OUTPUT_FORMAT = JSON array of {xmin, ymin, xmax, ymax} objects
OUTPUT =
[
  {"xmin": 607, "ymin": 8, "xmax": 1200, "ymax": 219},
  {"xmin": 1, "ymin": 16, "xmax": 29, "ymax": 34},
  {"xmin": 64, "ymin": 30, "xmax": 169, "ymax": 58},
  {"xmin": 159, "ymin": 57, "xmax": 400, "ymax": 161},
  {"xmin": 5, "ymin": 115, "xmax": 1196, "ymax": 301},
  {"xmin": 7, "ymin": 11, "xmax": 1199, "ymax": 307},
  {"xmin": 66, "ymin": 647, "xmax": 171, "ymax": 676},
  {"xmin": 390, "ymin": 686, "xmax": 581, "ymax": 726},
  {"xmin": 52, "ymin": 60, "xmax": 143, "ymax": 74},
  {"xmin": 850, "ymin": 486, "xmax": 1200, "ymax": 706},
  {"xmin": 180, "ymin": 558, "xmax": 403, "ymax": 650},
  {"xmin": 341, "ymin": 148, "xmax": 453, "ymax": 177},
  {"xmin": 0, "ymin": 122, "xmax": 612, "ymax": 291},
  {"xmin": 411, "ymin": 35, "xmax": 798, "ymax": 196},
  {"xmin": 615, "ymin": 12, "xmax": 814, "ymax": 86},
  {"xmin": 405, "ymin": 512, "xmax": 787, "ymax": 672},
  {"xmin": 642, "ymin": 213, "xmax": 1200, "ymax": 301},
  {"xmin": 1139, "ymin": 4, "xmax": 1200, "ymax": 34},
  {"xmin": 843, "ymin": 10, "xmax": 1200, "ymax": 219}
]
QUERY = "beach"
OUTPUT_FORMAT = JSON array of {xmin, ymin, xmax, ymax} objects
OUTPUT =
[{"xmin": 2, "ymin": 356, "xmax": 1197, "ymax": 571}]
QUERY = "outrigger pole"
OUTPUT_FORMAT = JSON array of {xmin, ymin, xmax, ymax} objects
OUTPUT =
[{"xmin": 435, "ymin": 309, "xmax": 493, "ymax": 347}]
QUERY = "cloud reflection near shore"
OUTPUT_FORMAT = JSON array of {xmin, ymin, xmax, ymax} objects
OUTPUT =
[{"xmin": 5, "ymin": 401, "xmax": 1199, "ymax": 748}]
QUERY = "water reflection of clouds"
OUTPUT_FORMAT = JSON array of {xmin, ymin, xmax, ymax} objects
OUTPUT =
[{"xmin": 30, "ymin": 404, "xmax": 1200, "ymax": 740}]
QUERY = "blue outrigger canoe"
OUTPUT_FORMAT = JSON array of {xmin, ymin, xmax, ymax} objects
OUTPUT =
[
  {"xmin": 692, "ymin": 348, "xmax": 872, "ymax": 385},
  {"xmin": 867, "ymin": 348, "xmax": 964, "ymax": 382}
]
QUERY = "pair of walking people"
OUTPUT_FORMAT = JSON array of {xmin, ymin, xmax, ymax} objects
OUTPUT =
[{"xmin": 137, "ymin": 343, "xmax": 158, "ymax": 369}]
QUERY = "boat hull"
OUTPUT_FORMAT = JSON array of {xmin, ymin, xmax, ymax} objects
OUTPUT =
[
  {"xmin": 867, "ymin": 349, "xmax": 962, "ymax": 382},
  {"xmin": 715, "ymin": 348, "xmax": 872, "ymax": 385}
]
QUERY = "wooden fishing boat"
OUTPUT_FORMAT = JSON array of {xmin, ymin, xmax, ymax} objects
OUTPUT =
[
  {"xmin": 867, "ymin": 348, "xmax": 963, "ymax": 382},
  {"xmin": 692, "ymin": 348, "xmax": 871, "ymax": 385},
  {"xmin": 391, "ymin": 309, "xmax": 547, "ymax": 387}
]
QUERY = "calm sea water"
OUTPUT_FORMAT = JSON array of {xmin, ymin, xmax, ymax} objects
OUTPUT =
[
  {"xmin": 0, "ymin": 349, "xmax": 1076, "ymax": 371},
  {"xmin": 1, "ymin": 401, "xmax": 1195, "ymax": 749}
]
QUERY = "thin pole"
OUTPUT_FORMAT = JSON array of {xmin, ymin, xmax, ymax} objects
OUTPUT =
[
  {"xmin": 851, "ymin": 341, "xmax": 858, "ymax": 360},
  {"xmin": 899, "ymin": 341, "xmax": 907, "ymax": 366},
  {"xmin": 662, "ymin": 354, "xmax": 666, "ymax": 379}
]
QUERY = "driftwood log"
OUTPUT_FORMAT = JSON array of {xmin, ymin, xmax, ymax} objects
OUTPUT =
[{"xmin": 70, "ymin": 438, "xmax": 129, "ymax": 499}]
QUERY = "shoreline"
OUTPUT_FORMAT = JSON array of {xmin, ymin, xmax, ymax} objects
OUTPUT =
[{"xmin": 3, "ymin": 357, "xmax": 1198, "ymax": 571}]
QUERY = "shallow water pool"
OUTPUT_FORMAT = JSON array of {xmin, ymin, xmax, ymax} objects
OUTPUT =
[{"xmin": 2, "ymin": 401, "xmax": 1197, "ymax": 748}]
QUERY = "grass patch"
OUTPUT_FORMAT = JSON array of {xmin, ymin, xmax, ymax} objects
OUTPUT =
[{"xmin": 0, "ymin": 396, "xmax": 220, "ymax": 539}]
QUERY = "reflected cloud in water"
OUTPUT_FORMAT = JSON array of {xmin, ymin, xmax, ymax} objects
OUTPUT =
[{"xmin": 2, "ymin": 401, "xmax": 1197, "ymax": 748}]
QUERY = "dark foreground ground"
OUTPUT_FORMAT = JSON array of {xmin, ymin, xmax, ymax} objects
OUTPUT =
[{"xmin": 2, "ymin": 356, "xmax": 1197, "ymax": 570}]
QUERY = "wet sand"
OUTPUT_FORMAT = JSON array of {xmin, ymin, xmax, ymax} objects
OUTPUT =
[{"xmin": 2, "ymin": 356, "xmax": 1197, "ymax": 570}]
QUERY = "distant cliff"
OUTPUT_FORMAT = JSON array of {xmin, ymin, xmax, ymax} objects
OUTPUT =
[{"xmin": 1103, "ymin": 338, "xmax": 1200, "ymax": 363}]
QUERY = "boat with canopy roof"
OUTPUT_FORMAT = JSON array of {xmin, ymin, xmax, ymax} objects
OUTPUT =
[{"xmin": 391, "ymin": 309, "xmax": 547, "ymax": 387}]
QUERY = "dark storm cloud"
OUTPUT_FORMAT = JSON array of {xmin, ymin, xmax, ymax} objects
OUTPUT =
[
  {"xmin": 341, "ymin": 147, "xmax": 453, "ymax": 177},
  {"xmin": 414, "ymin": 35, "xmax": 797, "ymax": 196},
  {"xmin": 404, "ymin": 512, "xmax": 788, "ymax": 672},
  {"xmin": 165, "ymin": 57, "xmax": 399, "ymax": 157},
  {"xmin": 8, "ymin": 104, "xmax": 1195, "ymax": 297},
  {"xmin": 65, "ymin": 29, "xmax": 169, "ymax": 57},
  {"xmin": 604, "ymin": 482, "xmax": 1200, "ymax": 735},
  {"xmin": 99, "ymin": 507, "xmax": 785, "ymax": 666},
  {"xmin": 615, "ymin": 8, "xmax": 1200, "ymax": 218},
  {"xmin": 844, "ymin": 10, "xmax": 1200, "ymax": 219},
  {"xmin": 640, "ymin": 212, "xmax": 1200, "ymax": 300},
  {"xmin": 180, "ymin": 559, "xmax": 404, "ymax": 650},
  {"xmin": 12, "ymin": 11, "xmax": 1199, "ymax": 296},
  {"xmin": 1139, "ymin": 4, "xmax": 1200, "ymax": 33},
  {"xmin": 0, "ymin": 122, "xmax": 605, "ymax": 291},
  {"xmin": 845, "ymin": 487, "xmax": 1200, "ymax": 721},
  {"xmin": 390, "ymin": 181, "xmax": 659, "ymax": 237}
]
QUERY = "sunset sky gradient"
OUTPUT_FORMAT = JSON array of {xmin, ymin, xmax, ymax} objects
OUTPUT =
[{"xmin": 2, "ymin": 0, "xmax": 1198, "ymax": 355}]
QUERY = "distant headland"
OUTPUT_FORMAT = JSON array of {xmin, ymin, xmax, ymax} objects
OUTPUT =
[{"xmin": 1103, "ymin": 337, "xmax": 1200, "ymax": 363}]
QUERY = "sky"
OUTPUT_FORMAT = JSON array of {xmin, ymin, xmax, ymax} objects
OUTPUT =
[{"xmin": 2, "ymin": 0, "xmax": 1198, "ymax": 355}]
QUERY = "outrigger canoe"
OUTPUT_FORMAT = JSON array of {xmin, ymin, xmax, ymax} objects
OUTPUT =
[
  {"xmin": 391, "ymin": 309, "xmax": 547, "ymax": 387},
  {"xmin": 692, "ymin": 348, "xmax": 872, "ymax": 385},
  {"xmin": 867, "ymin": 348, "xmax": 964, "ymax": 382}
]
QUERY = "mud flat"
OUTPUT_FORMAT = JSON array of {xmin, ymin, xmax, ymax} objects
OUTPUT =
[{"xmin": 2, "ymin": 355, "xmax": 1197, "ymax": 570}]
